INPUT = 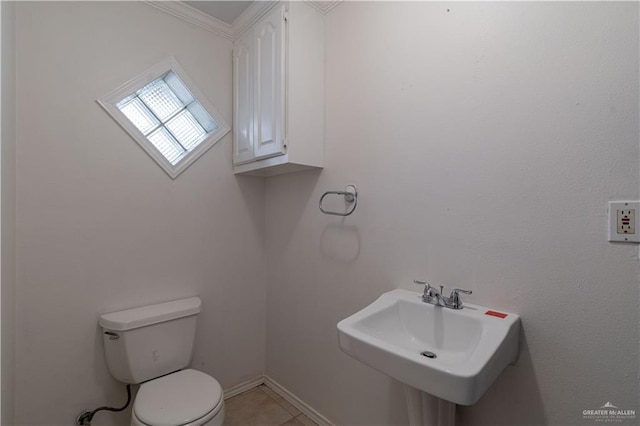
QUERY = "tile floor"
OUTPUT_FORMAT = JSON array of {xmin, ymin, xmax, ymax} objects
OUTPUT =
[{"xmin": 224, "ymin": 385, "xmax": 318, "ymax": 426}]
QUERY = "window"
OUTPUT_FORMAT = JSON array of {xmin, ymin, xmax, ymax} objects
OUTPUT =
[{"xmin": 99, "ymin": 57, "xmax": 230, "ymax": 179}]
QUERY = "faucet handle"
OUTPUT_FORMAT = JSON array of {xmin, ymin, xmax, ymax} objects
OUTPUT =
[
  {"xmin": 414, "ymin": 280, "xmax": 435, "ymax": 302},
  {"xmin": 413, "ymin": 279, "xmax": 430, "ymax": 289},
  {"xmin": 448, "ymin": 288, "xmax": 472, "ymax": 309},
  {"xmin": 413, "ymin": 280, "xmax": 433, "ymax": 298}
]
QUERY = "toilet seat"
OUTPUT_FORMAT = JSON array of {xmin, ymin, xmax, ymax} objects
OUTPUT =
[{"xmin": 133, "ymin": 369, "xmax": 224, "ymax": 426}]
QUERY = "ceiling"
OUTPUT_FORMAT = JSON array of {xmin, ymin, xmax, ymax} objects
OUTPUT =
[{"xmin": 184, "ymin": 1, "xmax": 254, "ymax": 25}]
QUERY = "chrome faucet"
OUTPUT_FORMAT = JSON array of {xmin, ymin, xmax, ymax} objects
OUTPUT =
[{"xmin": 413, "ymin": 280, "xmax": 473, "ymax": 310}]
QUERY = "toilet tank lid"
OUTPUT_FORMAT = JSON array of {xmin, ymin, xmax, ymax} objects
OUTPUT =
[{"xmin": 99, "ymin": 297, "xmax": 201, "ymax": 331}]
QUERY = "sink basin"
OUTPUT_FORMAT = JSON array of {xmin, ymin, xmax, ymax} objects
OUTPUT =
[{"xmin": 337, "ymin": 289, "xmax": 520, "ymax": 406}]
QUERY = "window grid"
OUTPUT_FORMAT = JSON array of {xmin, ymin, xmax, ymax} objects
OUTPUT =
[
  {"xmin": 118, "ymin": 97, "xmax": 159, "ymax": 135},
  {"xmin": 135, "ymin": 95, "xmax": 187, "ymax": 164},
  {"xmin": 148, "ymin": 127, "xmax": 186, "ymax": 165},
  {"xmin": 137, "ymin": 79, "xmax": 184, "ymax": 121},
  {"xmin": 118, "ymin": 73, "xmax": 211, "ymax": 165},
  {"xmin": 100, "ymin": 57, "xmax": 231, "ymax": 179},
  {"xmin": 140, "ymin": 98, "xmax": 194, "ymax": 142},
  {"xmin": 165, "ymin": 110, "xmax": 206, "ymax": 151}
]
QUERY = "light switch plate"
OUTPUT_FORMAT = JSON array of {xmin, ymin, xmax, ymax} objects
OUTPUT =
[{"xmin": 609, "ymin": 201, "xmax": 640, "ymax": 243}]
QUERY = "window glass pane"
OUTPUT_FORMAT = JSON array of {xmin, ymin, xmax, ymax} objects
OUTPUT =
[
  {"xmin": 117, "ymin": 97, "xmax": 159, "ymax": 135},
  {"xmin": 164, "ymin": 71, "xmax": 195, "ymax": 105},
  {"xmin": 138, "ymin": 78, "xmax": 184, "ymax": 121},
  {"xmin": 148, "ymin": 127, "xmax": 186, "ymax": 165},
  {"xmin": 166, "ymin": 110, "xmax": 206, "ymax": 151},
  {"xmin": 188, "ymin": 102, "xmax": 218, "ymax": 133}
]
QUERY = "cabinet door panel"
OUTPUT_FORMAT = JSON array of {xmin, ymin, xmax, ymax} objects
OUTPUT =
[
  {"xmin": 253, "ymin": 5, "xmax": 286, "ymax": 160},
  {"xmin": 233, "ymin": 35, "xmax": 254, "ymax": 165}
]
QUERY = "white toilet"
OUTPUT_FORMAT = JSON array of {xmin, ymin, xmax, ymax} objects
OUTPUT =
[{"xmin": 99, "ymin": 297, "xmax": 225, "ymax": 426}]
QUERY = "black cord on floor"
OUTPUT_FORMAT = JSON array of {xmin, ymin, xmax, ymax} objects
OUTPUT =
[{"xmin": 76, "ymin": 384, "xmax": 132, "ymax": 426}]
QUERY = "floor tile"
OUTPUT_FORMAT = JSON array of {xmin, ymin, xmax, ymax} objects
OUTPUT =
[
  {"xmin": 279, "ymin": 417, "xmax": 304, "ymax": 425},
  {"xmin": 259, "ymin": 385, "xmax": 302, "ymax": 417},
  {"xmin": 295, "ymin": 414, "xmax": 317, "ymax": 426},
  {"xmin": 225, "ymin": 389, "xmax": 293, "ymax": 426}
]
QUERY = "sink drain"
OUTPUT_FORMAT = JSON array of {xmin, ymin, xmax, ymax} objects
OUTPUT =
[{"xmin": 420, "ymin": 351, "xmax": 437, "ymax": 359}]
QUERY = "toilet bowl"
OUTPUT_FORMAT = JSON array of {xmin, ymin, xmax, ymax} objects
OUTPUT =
[
  {"xmin": 99, "ymin": 297, "xmax": 225, "ymax": 426},
  {"xmin": 131, "ymin": 370, "xmax": 225, "ymax": 426}
]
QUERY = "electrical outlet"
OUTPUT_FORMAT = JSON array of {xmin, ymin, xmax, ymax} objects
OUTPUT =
[
  {"xmin": 617, "ymin": 209, "xmax": 635, "ymax": 234},
  {"xmin": 609, "ymin": 201, "xmax": 640, "ymax": 243}
]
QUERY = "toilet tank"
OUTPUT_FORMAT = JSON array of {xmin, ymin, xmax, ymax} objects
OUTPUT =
[{"xmin": 99, "ymin": 297, "xmax": 201, "ymax": 384}]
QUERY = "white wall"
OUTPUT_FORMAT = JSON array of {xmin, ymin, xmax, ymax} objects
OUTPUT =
[
  {"xmin": 1, "ymin": 0, "xmax": 16, "ymax": 424},
  {"xmin": 9, "ymin": 2, "xmax": 640, "ymax": 425},
  {"xmin": 265, "ymin": 2, "xmax": 639, "ymax": 425},
  {"xmin": 14, "ymin": 2, "xmax": 266, "ymax": 424}
]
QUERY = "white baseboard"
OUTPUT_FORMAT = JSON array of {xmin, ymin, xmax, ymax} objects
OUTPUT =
[
  {"xmin": 222, "ymin": 374, "xmax": 334, "ymax": 426},
  {"xmin": 263, "ymin": 376, "xmax": 334, "ymax": 426},
  {"xmin": 223, "ymin": 375, "xmax": 265, "ymax": 399}
]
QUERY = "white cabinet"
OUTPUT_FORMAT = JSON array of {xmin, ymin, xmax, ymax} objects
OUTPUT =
[
  {"xmin": 232, "ymin": 2, "xmax": 324, "ymax": 176},
  {"xmin": 232, "ymin": 33, "xmax": 254, "ymax": 165},
  {"xmin": 253, "ymin": 7, "xmax": 285, "ymax": 161}
]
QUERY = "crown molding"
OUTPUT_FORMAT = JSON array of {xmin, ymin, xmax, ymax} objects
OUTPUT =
[
  {"xmin": 304, "ymin": 1, "xmax": 342, "ymax": 15},
  {"xmin": 143, "ymin": 1, "xmax": 342, "ymax": 42},
  {"xmin": 142, "ymin": 1, "xmax": 234, "ymax": 41},
  {"xmin": 231, "ymin": 1, "xmax": 280, "ymax": 39},
  {"xmin": 232, "ymin": 1, "xmax": 342, "ymax": 38}
]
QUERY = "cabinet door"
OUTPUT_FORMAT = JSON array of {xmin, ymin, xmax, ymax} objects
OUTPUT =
[
  {"xmin": 253, "ymin": 5, "xmax": 286, "ymax": 160},
  {"xmin": 233, "ymin": 34, "xmax": 254, "ymax": 165}
]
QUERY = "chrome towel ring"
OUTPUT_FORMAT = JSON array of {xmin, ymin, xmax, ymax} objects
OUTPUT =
[{"xmin": 319, "ymin": 185, "xmax": 358, "ymax": 216}]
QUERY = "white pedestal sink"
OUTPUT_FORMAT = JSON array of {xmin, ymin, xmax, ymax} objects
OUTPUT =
[
  {"xmin": 404, "ymin": 385, "xmax": 456, "ymax": 426},
  {"xmin": 337, "ymin": 289, "xmax": 520, "ymax": 425}
]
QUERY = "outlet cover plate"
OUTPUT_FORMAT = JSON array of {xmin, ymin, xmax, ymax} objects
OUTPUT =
[{"xmin": 609, "ymin": 201, "xmax": 640, "ymax": 243}]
